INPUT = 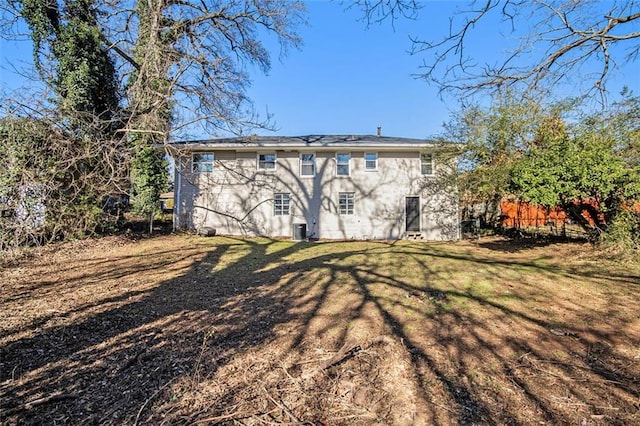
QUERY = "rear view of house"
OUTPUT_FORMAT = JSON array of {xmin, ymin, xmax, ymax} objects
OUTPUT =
[{"xmin": 169, "ymin": 135, "xmax": 459, "ymax": 240}]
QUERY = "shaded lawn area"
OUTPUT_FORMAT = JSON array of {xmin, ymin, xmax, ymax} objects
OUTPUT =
[{"xmin": 1, "ymin": 235, "xmax": 639, "ymax": 424}]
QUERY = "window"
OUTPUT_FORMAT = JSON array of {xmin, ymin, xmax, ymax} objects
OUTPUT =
[
  {"xmin": 339, "ymin": 192, "xmax": 354, "ymax": 215},
  {"xmin": 364, "ymin": 152, "xmax": 378, "ymax": 171},
  {"xmin": 336, "ymin": 153, "xmax": 350, "ymax": 176},
  {"xmin": 258, "ymin": 153, "xmax": 276, "ymax": 170},
  {"xmin": 421, "ymin": 153, "xmax": 434, "ymax": 175},
  {"xmin": 274, "ymin": 193, "xmax": 290, "ymax": 216},
  {"xmin": 192, "ymin": 153, "xmax": 214, "ymax": 173},
  {"xmin": 300, "ymin": 153, "xmax": 316, "ymax": 176}
]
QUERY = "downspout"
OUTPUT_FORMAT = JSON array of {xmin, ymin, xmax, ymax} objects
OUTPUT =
[
  {"xmin": 456, "ymin": 195, "xmax": 461, "ymax": 241},
  {"xmin": 455, "ymin": 157, "xmax": 461, "ymax": 241},
  {"xmin": 174, "ymin": 156, "xmax": 181, "ymax": 231}
]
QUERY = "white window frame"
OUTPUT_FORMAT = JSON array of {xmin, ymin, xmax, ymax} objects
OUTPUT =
[
  {"xmin": 192, "ymin": 152, "xmax": 214, "ymax": 173},
  {"xmin": 336, "ymin": 152, "xmax": 351, "ymax": 177},
  {"xmin": 274, "ymin": 193, "xmax": 290, "ymax": 216},
  {"xmin": 339, "ymin": 192, "xmax": 354, "ymax": 215},
  {"xmin": 257, "ymin": 153, "xmax": 277, "ymax": 171},
  {"xmin": 300, "ymin": 153, "xmax": 316, "ymax": 177},
  {"xmin": 421, "ymin": 153, "xmax": 434, "ymax": 176},
  {"xmin": 364, "ymin": 152, "xmax": 378, "ymax": 171}
]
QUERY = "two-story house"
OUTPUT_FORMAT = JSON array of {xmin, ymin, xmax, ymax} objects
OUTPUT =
[{"xmin": 168, "ymin": 135, "xmax": 459, "ymax": 240}]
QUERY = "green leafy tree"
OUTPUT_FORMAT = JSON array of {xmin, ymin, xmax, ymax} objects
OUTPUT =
[
  {"xmin": 0, "ymin": 116, "xmax": 128, "ymax": 250},
  {"xmin": 20, "ymin": 0, "xmax": 120, "ymax": 130},
  {"xmin": 4, "ymin": 0, "xmax": 305, "ymax": 239},
  {"xmin": 446, "ymin": 94, "xmax": 541, "ymax": 225},
  {"xmin": 1, "ymin": 0, "xmax": 126, "ymax": 248},
  {"xmin": 130, "ymin": 145, "xmax": 168, "ymax": 233},
  {"xmin": 125, "ymin": 0, "xmax": 173, "ymax": 230},
  {"xmin": 607, "ymin": 89, "xmax": 640, "ymax": 169},
  {"xmin": 449, "ymin": 93, "xmax": 639, "ymax": 246},
  {"xmin": 511, "ymin": 110, "xmax": 640, "ymax": 238}
]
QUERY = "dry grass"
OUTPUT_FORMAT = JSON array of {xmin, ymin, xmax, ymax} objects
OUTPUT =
[{"xmin": 1, "ymin": 234, "xmax": 639, "ymax": 425}]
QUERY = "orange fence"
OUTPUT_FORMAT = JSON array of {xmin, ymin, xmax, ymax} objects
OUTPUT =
[
  {"xmin": 500, "ymin": 200, "xmax": 567, "ymax": 228},
  {"xmin": 499, "ymin": 200, "xmax": 615, "ymax": 228}
]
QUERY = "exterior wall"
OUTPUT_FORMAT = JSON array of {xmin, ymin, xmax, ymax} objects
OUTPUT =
[{"xmin": 174, "ymin": 149, "xmax": 459, "ymax": 240}]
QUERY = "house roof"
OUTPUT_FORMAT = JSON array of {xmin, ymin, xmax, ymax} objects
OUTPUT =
[{"xmin": 165, "ymin": 135, "xmax": 451, "ymax": 152}]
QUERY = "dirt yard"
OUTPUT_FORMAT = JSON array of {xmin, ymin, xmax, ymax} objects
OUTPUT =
[{"xmin": 1, "ymin": 234, "xmax": 639, "ymax": 425}]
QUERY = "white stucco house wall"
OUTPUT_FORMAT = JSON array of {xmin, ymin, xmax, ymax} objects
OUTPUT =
[{"xmin": 168, "ymin": 135, "xmax": 460, "ymax": 240}]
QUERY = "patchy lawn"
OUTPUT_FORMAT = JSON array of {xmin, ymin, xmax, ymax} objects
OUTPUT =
[{"xmin": 1, "ymin": 235, "xmax": 639, "ymax": 425}]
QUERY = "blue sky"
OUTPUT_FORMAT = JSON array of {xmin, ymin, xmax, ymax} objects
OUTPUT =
[
  {"xmin": 1, "ymin": 1, "xmax": 638, "ymax": 140},
  {"xmin": 246, "ymin": 1, "xmax": 458, "ymax": 139},
  {"xmin": 246, "ymin": 1, "xmax": 639, "ymax": 139}
]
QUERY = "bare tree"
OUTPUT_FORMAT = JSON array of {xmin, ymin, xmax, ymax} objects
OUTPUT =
[
  {"xmin": 106, "ymin": 0, "xmax": 306, "ymax": 228},
  {"xmin": 102, "ymin": 0, "xmax": 305, "ymax": 138},
  {"xmin": 0, "ymin": 0, "xmax": 130, "ymax": 249},
  {"xmin": 0, "ymin": 102, "xmax": 130, "ymax": 252},
  {"xmin": 347, "ymin": 0, "xmax": 421, "ymax": 27},
  {"xmin": 354, "ymin": 0, "xmax": 640, "ymax": 101},
  {"xmin": 1, "ymin": 0, "xmax": 306, "ymax": 240},
  {"xmin": 1, "ymin": 0, "xmax": 305, "ymax": 136}
]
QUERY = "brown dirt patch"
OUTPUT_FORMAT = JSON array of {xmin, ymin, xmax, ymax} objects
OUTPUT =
[{"xmin": 1, "ymin": 235, "xmax": 639, "ymax": 424}]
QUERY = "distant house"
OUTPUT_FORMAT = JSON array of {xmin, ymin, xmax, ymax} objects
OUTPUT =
[{"xmin": 167, "ymin": 135, "xmax": 459, "ymax": 240}]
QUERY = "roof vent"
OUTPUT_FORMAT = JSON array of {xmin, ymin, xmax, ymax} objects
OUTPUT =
[{"xmin": 377, "ymin": 126, "xmax": 381, "ymax": 137}]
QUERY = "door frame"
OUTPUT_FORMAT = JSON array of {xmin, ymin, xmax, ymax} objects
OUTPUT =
[{"xmin": 405, "ymin": 196, "xmax": 421, "ymax": 232}]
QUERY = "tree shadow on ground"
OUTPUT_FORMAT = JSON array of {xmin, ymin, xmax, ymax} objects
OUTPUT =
[
  {"xmin": 476, "ymin": 232, "xmax": 589, "ymax": 253},
  {"xmin": 1, "ymin": 237, "xmax": 311, "ymax": 422},
  {"xmin": 1, "ymin": 236, "xmax": 638, "ymax": 424}
]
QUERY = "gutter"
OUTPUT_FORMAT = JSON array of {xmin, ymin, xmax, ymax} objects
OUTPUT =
[{"xmin": 163, "ymin": 143, "xmax": 446, "ymax": 153}]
